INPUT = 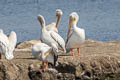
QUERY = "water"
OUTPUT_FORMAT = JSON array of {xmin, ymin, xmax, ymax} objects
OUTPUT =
[{"xmin": 0, "ymin": 0, "xmax": 120, "ymax": 42}]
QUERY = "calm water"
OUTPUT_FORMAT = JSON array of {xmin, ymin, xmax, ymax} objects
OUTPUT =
[{"xmin": 0, "ymin": 0, "xmax": 120, "ymax": 42}]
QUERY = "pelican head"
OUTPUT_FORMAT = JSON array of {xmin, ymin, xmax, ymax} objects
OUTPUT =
[
  {"xmin": 67, "ymin": 12, "xmax": 79, "ymax": 37},
  {"xmin": 5, "ymin": 53, "xmax": 14, "ymax": 60},
  {"xmin": 56, "ymin": 9, "xmax": 63, "ymax": 17},
  {"xmin": 69, "ymin": 12, "xmax": 79, "ymax": 24},
  {"xmin": 37, "ymin": 15, "xmax": 46, "ymax": 28},
  {"xmin": 55, "ymin": 9, "xmax": 63, "ymax": 28}
]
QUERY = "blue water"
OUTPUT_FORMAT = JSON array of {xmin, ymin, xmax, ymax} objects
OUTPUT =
[{"xmin": 0, "ymin": 0, "xmax": 120, "ymax": 42}]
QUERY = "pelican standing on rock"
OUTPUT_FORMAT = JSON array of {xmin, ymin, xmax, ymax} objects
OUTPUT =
[
  {"xmin": 46, "ymin": 9, "xmax": 63, "ymax": 32},
  {"xmin": 37, "ymin": 15, "xmax": 66, "ymax": 55},
  {"xmin": 0, "ymin": 29, "xmax": 17, "ymax": 60},
  {"xmin": 32, "ymin": 42, "xmax": 58, "ymax": 69},
  {"xmin": 8, "ymin": 31, "xmax": 17, "ymax": 58},
  {"xmin": 66, "ymin": 12, "xmax": 85, "ymax": 56}
]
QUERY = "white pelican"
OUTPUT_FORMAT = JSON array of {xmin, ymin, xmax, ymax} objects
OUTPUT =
[
  {"xmin": 37, "ymin": 15, "xmax": 66, "ymax": 55},
  {"xmin": 32, "ymin": 42, "xmax": 58, "ymax": 69},
  {"xmin": 66, "ymin": 12, "xmax": 85, "ymax": 56},
  {"xmin": 0, "ymin": 29, "xmax": 3, "ymax": 33},
  {"xmin": 0, "ymin": 29, "xmax": 17, "ymax": 60},
  {"xmin": 46, "ymin": 9, "xmax": 63, "ymax": 32},
  {"xmin": 8, "ymin": 31, "xmax": 17, "ymax": 58}
]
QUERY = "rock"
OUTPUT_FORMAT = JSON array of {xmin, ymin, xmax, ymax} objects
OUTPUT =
[
  {"xmin": 28, "ymin": 64, "xmax": 42, "ymax": 80},
  {"xmin": 0, "ymin": 62, "xmax": 8, "ymax": 80},
  {"xmin": 27, "ymin": 55, "xmax": 120, "ymax": 80},
  {"xmin": 28, "ymin": 64, "xmax": 75, "ymax": 80},
  {"xmin": 16, "ymin": 40, "xmax": 41, "ymax": 49},
  {"xmin": 0, "ymin": 40, "xmax": 120, "ymax": 80}
]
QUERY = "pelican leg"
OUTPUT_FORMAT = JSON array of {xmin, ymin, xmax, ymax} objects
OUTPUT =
[
  {"xmin": 70, "ymin": 48, "xmax": 76, "ymax": 56},
  {"xmin": 0, "ymin": 54, "xmax": 1, "ymax": 59},
  {"xmin": 45, "ymin": 62, "xmax": 48, "ymax": 69},
  {"xmin": 76, "ymin": 48, "xmax": 83, "ymax": 56},
  {"xmin": 41, "ymin": 62, "xmax": 44, "ymax": 69}
]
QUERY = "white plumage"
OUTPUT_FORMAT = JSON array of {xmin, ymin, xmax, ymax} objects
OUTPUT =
[
  {"xmin": 46, "ymin": 9, "xmax": 63, "ymax": 33},
  {"xmin": 37, "ymin": 15, "xmax": 66, "ymax": 56},
  {"xmin": 32, "ymin": 42, "xmax": 58, "ymax": 69},
  {"xmin": 8, "ymin": 31, "xmax": 17, "ymax": 59},
  {"xmin": 0, "ymin": 29, "xmax": 17, "ymax": 60},
  {"xmin": 66, "ymin": 12, "xmax": 85, "ymax": 56},
  {"xmin": 0, "ymin": 29, "xmax": 3, "ymax": 33}
]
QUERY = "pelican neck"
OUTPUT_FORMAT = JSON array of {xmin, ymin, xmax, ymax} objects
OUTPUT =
[{"xmin": 71, "ymin": 21, "xmax": 77, "ymax": 28}]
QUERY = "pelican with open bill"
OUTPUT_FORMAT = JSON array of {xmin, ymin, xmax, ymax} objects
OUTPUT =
[{"xmin": 66, "ymin": 12, "xmax": 85, "ymax": 56}]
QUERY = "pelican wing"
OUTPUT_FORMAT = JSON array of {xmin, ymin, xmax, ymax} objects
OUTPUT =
[
  {"xmin": 65, "ymin": 32, "xmax": 73, "ymax": 45},
  {"xmin": 8, "ymin": 31, "xmax": 17, "ymax": 51},
  {"xmin": 46, "ymin": 23, "xmax": 56, "ymax": 29},
  {"xmin": 50, "ymin": 31, "xmax": 65, "ymax": 52},
  {"xmin": 0, "ymin": 34, "xmax": 9, "ymax": 54},
  {"xmin": 46, "ymin": 52, "xmax": 58, "ymax": 65}
]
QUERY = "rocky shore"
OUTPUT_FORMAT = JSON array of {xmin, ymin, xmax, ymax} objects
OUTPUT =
[{"xmin": 0, "ymin": 40, "xmax": 120, "ymax": 80}]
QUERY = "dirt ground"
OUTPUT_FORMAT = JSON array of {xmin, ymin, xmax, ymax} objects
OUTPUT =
[{"xmin": 0, "ymin": 40, "xmax": 120, "ymax": 80}]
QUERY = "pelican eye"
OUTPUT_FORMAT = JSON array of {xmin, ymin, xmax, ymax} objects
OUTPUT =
[
  {"xmin": 72, "ymin": 17, "xmax": 76, "ymax": 22},
  {"xmin": 56, "ymin": 13, "xmax": 60, "ymax": 16},
  {"xmin": 74, "ymin": 17, "xmax": 76, "ymax": 21}
]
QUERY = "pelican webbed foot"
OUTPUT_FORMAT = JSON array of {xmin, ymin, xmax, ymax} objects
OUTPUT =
[{"xmin": 70, "ymin": 48, "xmax": 83, "ymax": 56}]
